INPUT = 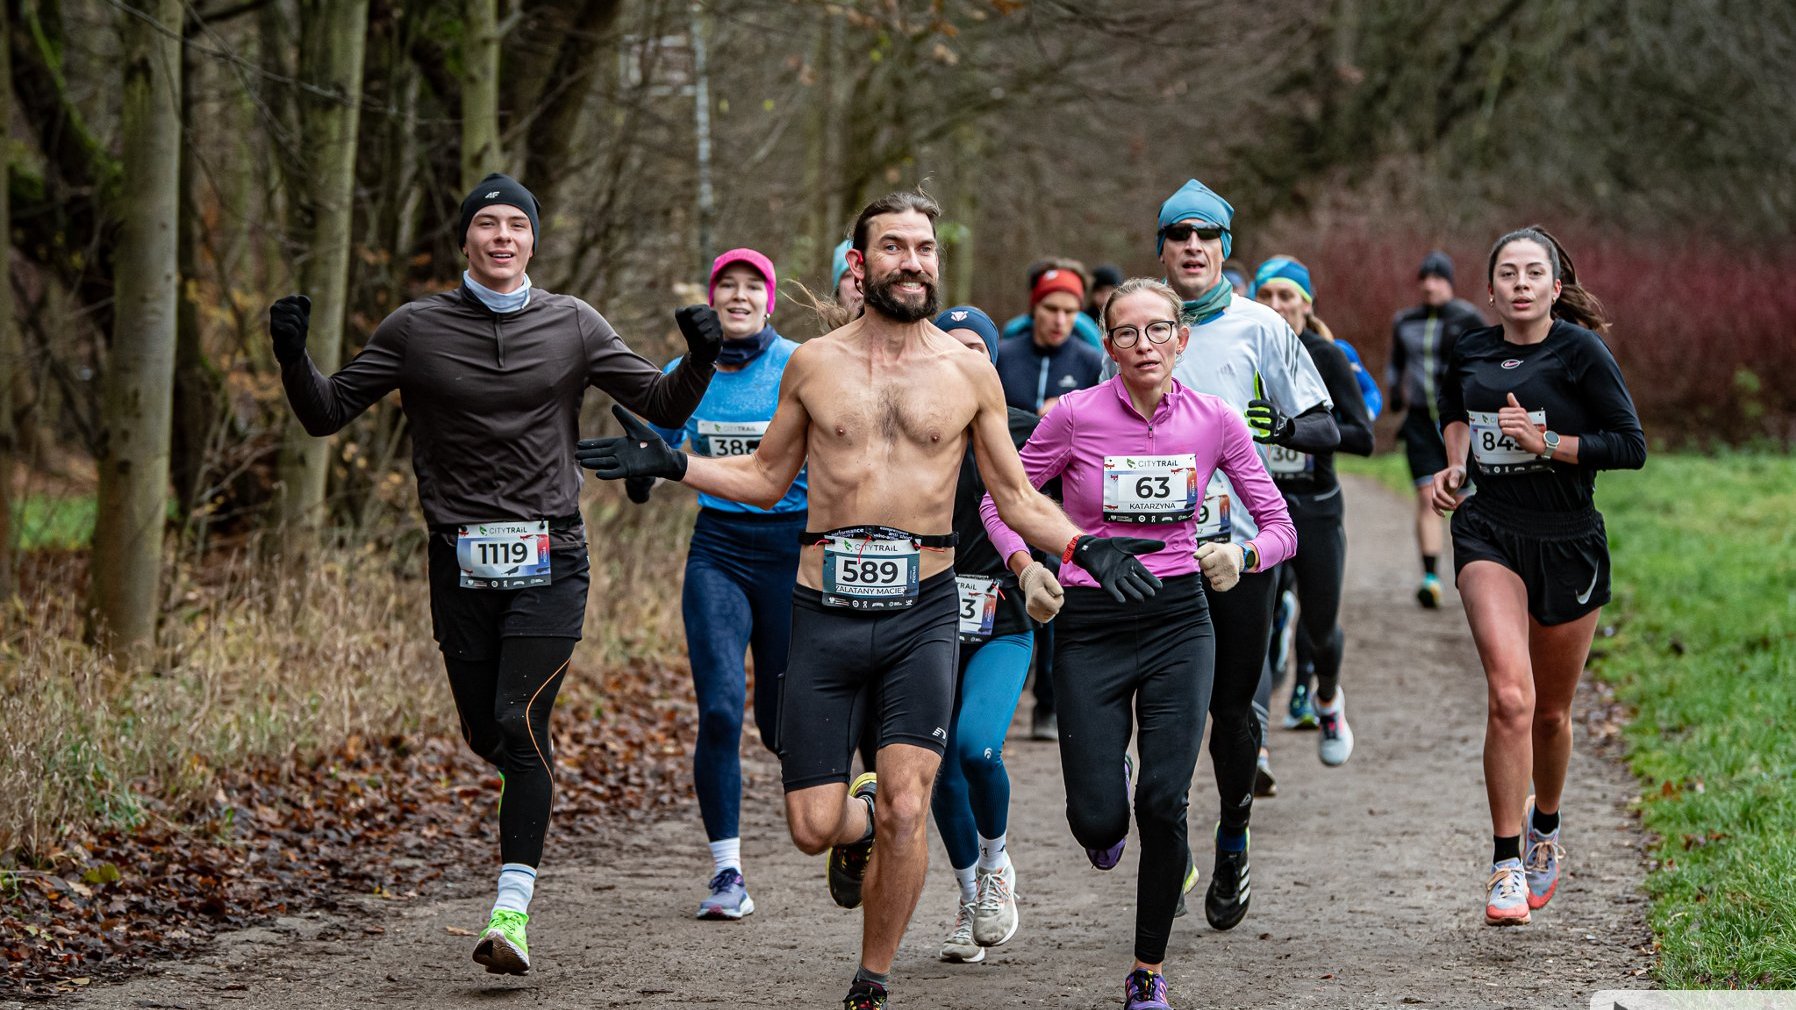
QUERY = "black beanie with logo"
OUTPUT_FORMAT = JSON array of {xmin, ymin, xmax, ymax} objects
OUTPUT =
[{"xmin": 459, "ymin": 173, "xmax": 541, "ymax": 247}]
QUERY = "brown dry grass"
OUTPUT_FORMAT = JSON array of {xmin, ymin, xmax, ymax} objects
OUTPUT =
[{"xmin": 0, "ymin": 483, "xmax": 698, "ymax": 865}]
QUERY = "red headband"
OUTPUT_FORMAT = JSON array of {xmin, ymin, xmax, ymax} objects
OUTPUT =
[{"xmin": 1031, "ymin": 268, "xmax": 1085, "ymax": 308}]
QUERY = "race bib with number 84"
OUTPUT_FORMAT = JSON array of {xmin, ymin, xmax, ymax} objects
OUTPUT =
[{"xmin": 1469, "ymin": 409, "xmax": 1548, "ymax": 475}]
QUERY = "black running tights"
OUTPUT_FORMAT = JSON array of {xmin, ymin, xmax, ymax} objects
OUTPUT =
[{"xmin": 443, "ymin": 636, "xmax": 576, "ymax": 867}]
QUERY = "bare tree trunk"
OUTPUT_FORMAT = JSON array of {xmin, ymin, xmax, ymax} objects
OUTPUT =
[
  {"xmin": 171, "ymin": 35, "xmax": 225, "ymax": 526},
  {"xmin": 87, "ymin": 0, "xmax": 183, "ymax": 663},
  {"xmin": 461, "ymin": 0, "xmax": 502, "ymax": 189},
  {"xmin": 689, "ymin": 1, "xmax": 715, "ymax": 274},
  {"xmin": 274, "ymin": 0, "xmax": 368, "ymax": 548},
  {"xmin": 0, "ymin": 1, "xmax": 15, "ymax": 598}
]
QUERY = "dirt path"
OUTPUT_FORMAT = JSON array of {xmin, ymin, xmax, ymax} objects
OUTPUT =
[{"xmin": 53, "ymin": 476, "xmax": 1652, "ymax": 1010}]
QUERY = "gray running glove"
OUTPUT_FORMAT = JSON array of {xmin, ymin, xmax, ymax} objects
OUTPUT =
[
  {"xmin": 576, "ymin": 404, "xmax": 688, "ymax": 481},
  {"xmin": 1072, "ymin": 535, "xmax": 1165, "ymax": 603}
]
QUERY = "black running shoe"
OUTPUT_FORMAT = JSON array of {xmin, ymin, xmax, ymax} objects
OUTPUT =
[
  {"xmin": 1205, "ymin": 829, "xmax": 1252, "ymax": 930},
  {"xmin": 827, "ymin": 772, "xmax": 878, "ymax": 909},
  {"xmin": 842, "ymin": 979, "xmax": 888, "ymax": 1009}
]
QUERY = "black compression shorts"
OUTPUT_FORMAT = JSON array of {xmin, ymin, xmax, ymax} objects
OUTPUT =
[
  {"xmin": 1452, "ymin": 499, "xmax": 1609, "ymax": 626},
  {"xmin": 427, "ymin": 533, "xmax": 590, "ymax": 660},
  {"xmin": 1399, "ymin": 409, "xmax": 1447, "ymax": 486},
  {"xmin": 778, "ymin": 570, "xmax": 959, "ymax": 791}
]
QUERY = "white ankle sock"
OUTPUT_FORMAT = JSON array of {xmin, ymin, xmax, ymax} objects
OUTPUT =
[
  {"xmin": 709, "ymin": 838, "xmax": 742, "ymax": 875},
  {"xmin": 493, "ymin": 863, "xmax": 536, "ymax": 915},
  {"xmin": 1315, "ymin": 691, "xmax": 1343, "ymax": 715},
  {"xmin": 976, "ymin": 833, "xmax": 1009, "ymax": 872},
  {"xmin": 954, "ymin": 865, "xmax": 977, "ymax": 904}
]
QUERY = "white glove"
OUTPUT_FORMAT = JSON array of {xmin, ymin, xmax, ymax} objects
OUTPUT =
[
  {"xmin": 1195, "ymin": 542, "xmax": 1245, "ymax": 592},
  {"xmin": 1017, "ymin": 561, "xmax": 1065, "ymax": 623}
]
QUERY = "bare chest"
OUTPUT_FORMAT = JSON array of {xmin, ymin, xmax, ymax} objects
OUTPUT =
[{"xmin": 808, "ymin": 365, "xmax": 972, "ymax": 452}]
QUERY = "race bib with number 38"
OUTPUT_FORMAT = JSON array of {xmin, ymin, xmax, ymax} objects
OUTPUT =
[
  {"xmin": 1469, "ymin": 409, "xmax": 1548, "ymax": 475},
  {"xmin": 822, "ymin": 535, "xmax": 921, "ymax": 610},
  {"xmin": 456, "ymin": 520, "xmax": 553, "ymax": 589},
  {"xmin": 1103, "ymin": 454, "xmax": 1199, "ymax": 523},
  {"xmin": 955, "ymin": 575, "xmax": 999, "ymax": 642},
  {"xmin": 694, "ymin": 419, "xmax": 768, "ymax": 458}
]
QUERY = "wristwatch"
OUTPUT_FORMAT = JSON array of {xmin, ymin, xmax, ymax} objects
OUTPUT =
[
  {"xmin": 1540, "ymin": 430, "xmax": 1562, "ymax": 460},
  {"xmin": 1241, "ymin": 543, "xmax": 1260, "ymax": 573}
]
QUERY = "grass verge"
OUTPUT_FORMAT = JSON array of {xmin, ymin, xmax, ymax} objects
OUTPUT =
[{"xmin": 1590, "ymin": 452, "xmax": 1796, "ymax": 987}]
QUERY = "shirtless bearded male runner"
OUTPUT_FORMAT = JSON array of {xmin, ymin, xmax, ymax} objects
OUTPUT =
[{"xmin": 576, "ymin": 190, "xmax": 1163, "ymax": 1010}]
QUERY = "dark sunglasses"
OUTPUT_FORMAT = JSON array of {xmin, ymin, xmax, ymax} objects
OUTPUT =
[{"xmin": 1160, "ymin": 223, "xmax": 1227, "ymax": 244}]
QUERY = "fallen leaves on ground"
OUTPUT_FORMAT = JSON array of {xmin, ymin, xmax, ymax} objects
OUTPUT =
[{"xmin": 1, "ymin": 657, "xmax": 696, "ymax": 998}]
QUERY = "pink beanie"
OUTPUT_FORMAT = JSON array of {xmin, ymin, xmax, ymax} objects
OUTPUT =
[{"xmin": 708, "ymin": 248, "xmax": 777, "ymax": 315}]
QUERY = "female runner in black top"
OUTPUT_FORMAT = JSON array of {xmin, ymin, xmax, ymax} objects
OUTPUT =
[{"xmin": 1431, "ymin": 227, "xmax": 1645, "ymax": 926}]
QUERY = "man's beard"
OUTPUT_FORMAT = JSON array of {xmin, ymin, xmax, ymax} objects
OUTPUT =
[{"xmin": 863, "ymin": 269, "xmax": 941, "ymax": 324}]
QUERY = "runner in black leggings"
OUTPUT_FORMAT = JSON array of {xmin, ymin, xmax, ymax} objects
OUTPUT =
[
  {"xmin": 1253, "ymin": 257, "xmax": 1374, "ymax": 766},
  {"xmin": 271, "ymin": 173, "xmax": 715, "ymax": 974},
  {"xmin": 984, "ymin": 279, "xmax": 1296, "ymax": 1009}
]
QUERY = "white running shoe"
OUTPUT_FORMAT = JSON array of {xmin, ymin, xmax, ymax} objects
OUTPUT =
[
  {"xmin": 940, "ymin": 900, "xmax": 985, "ymax": 962},
  {"xmin": 1316, "ymin": 689, "xmax": 1355, "ymax": 766},
  {"xmin": 972, "ymin": 861, "xmax": 1019, "ymax": 947}
]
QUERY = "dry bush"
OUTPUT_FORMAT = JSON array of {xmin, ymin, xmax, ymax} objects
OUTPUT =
[{"xmin": 0, "ymin": 482, "xmax": 698, "ymax": 864}]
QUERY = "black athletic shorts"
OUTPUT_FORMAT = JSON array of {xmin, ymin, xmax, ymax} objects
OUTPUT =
[
  {"xmin": 1452, "ymin": 499, "xmax": 1609, "ymax": 626},
  {"xmin": 1399, "ymin": 409, "xmax": 1448, "ymax": 486},
  {"xmin": 426, "ymin": 531, "xmax": 590, "ymax": 661},
  {"xmin": 778, "ymin": 570, "xmax": 959, "ymax": 791}
]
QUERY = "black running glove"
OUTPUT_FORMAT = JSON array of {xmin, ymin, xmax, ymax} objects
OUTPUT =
[
  {"xmin": 624, "ymin": 476, "xmax": 656, "ymax": 504},
  {"xmin": 1245, "ymin": 398, "xmax": 1294, "ymax": 445},
  {"xmin": 1072, "ymin": 535, "xmax": 1165, "ymax": 603},
  {"xmin": 576, "ymin": 404, "xmax": 689, "ymax": 481},
  {"xmin": 676, "ymin": 304, "xmax": 724, "ymax": 368},
  {"xmin": 269, "ymin": 294, "xmax": 312, "ymax": 366}
]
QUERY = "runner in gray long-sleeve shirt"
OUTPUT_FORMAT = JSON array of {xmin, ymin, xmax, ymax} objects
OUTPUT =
[{"xmin": 269, "ymin": 173, "xmax": 717, "ymax": 977}]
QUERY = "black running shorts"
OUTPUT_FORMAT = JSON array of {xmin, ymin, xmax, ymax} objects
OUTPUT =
[
  {"xmin": 426, "ymin": 532, "xmax": 590, "ymax": 660},
  {"xmin": 1400, "ymin": 409, "xmax": 1448, "ymax": 486},
  {"xmin": 778, "ymin": 570, "xmax": 959, "ymax": 791},
  {"xmin": 1451, "ymin": 499, "xmax": 1609, "ymax": 626}
]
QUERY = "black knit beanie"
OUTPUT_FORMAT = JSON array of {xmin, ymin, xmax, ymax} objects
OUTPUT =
[{"xmin": 459, "ymin": 173, "xmax": 541, "ymax": 247}]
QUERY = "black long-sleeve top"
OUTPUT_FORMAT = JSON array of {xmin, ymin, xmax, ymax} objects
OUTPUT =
[
  {"xmin": 1270, "ymin": 329, "xmax": 1375, "ymax": 496},
  {"xmin": 1437, "ymin": 320, "xmax": 1646, "ymax": 515},
  {"xmin": 282, "ymin": 284, "xmax": 713, "ymax": 541}
]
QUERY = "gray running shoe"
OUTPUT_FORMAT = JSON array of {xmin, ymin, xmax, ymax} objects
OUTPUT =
[
  {"xmin": 696, "ymin": 867, "xmax": 755, "ymax": 920},
  {"xmin": 972, "ymin": 861, "xmax": 1018, "ymax": 946},
  {"xmin": 939, "ymin": 900, "xmax": 985, "ymax": 962},
  {"xmin": 1317, "ymin": 689, "xmax": 1355, "ymax": 767}
]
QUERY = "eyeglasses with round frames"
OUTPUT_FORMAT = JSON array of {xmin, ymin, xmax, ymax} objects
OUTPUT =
[{"xmin": 1107, "ymin": 320, "xmax": 1178, "ymax": 348}]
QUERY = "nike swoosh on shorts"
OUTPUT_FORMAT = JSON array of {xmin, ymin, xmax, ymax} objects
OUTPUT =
[{"xmin": 1575, "ymin": 567, "xmax": 1600, "ymax": 605}]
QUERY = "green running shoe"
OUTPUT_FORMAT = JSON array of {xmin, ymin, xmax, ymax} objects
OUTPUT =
[{"xmin": 472, "ymin": 909, "xmax": 530, "ymax": 975}]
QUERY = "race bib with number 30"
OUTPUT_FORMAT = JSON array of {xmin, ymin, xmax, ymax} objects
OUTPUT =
[
  {"xmin": 1265, "ymin": 442, "xmax": 1313, "ymax": 483},
  {"xmin": 456, "ymin": 520, "xmax": 553, "ymax": 589},
  {"xmin": 1469, "ymin": 409, "xmax": 1548, "ymax": 475},
  {"xmin": 1102, "ymin": 454, "xmax": 1199, "ymax": 523},
  {"xmin": 955, "ymin": 575, "xmax": 999, "ymax": 641}
]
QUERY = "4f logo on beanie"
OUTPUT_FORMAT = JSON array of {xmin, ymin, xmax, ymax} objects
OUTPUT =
[
  {"xmin": 485, "ymin": 190, "xmax": 501, "ymax": 198},
  {"xmin": 951, "ymin": 310, "xmax": 967, "ymax": 321}
]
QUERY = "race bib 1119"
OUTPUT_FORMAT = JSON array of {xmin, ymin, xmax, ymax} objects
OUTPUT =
[{"xmin": 456, "ymin": 520, "xmax": 552, "ymax": 589}]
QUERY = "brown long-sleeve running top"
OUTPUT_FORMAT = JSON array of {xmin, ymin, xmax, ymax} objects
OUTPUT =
[{"xmin": 281, "ymin": 284, "xmax": 712, "ymax": 540}]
